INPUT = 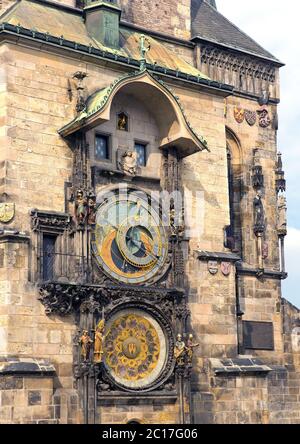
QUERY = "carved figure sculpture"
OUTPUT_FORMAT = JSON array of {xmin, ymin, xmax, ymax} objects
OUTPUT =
[
  {"xmin": 94, "ymin": 319, "xmax": 105, "ymax": 364},
  {"xmin": 277, "ymin": 194, "xmax": 287, "ymax": 236},
  {"xmin": 79, "ymin": 330, "xmax": 93, "ymax": 361},
  {"xmin": 87, "ymin": 191, "xmax": 96, "ymax": 225},
  {"xmin": 75, "ymin": 189, "xmax": 87, "ymax": 224},
  {"xmin": 174, "ymin": 334, "xmax": 186, "ymax": 366},
  {"xmin": 119, "ymin": 150, "xmax": 138, "ymax": 176},
  {"xmin": 186, "ymin": 334, "xmax": 199, "ymax": 364},
  {"xmin": 253, "ymin": 191, "xmax": 265, "ymax": 234}
]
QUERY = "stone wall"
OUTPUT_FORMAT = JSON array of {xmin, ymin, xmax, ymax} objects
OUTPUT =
[
  {"xmin": 119, "ymin": 0, "xmax": 192, "ymax": 40},
  {"xmin": 0, "ymin": 10, "xmax": 298, "ymax": 423}
]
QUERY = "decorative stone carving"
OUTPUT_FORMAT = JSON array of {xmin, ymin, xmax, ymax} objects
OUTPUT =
[
  {"xmin": 253, "ymin": 191, "xmax": 265, "ymax": 235},
  {"xmin": 174, "ymin": 334, "xmax": 186, "ymax": 366},
  {"xmin": 262, "ymin": 242, "xmax": 269, "ymax": 260},
  {"xmin": 277, "ymin": 194, "xmax": 287, "ymax": 237},
  {"xmin": 73, "ymin": 71, "xmax": 87, "ymax": 113},
  {"xmin": 208, "ymin": 261, "xmax": 218, "ymax": 275},
  {"xmin": 221, "ymin": 262, "xmax": 231, "ymax": 276},
  {"xmin": 252, "ymin": 149, "xmax": 264, "ymax": 189},
  {"xmin": 200, "ymin": 44, "xmax": 276, "ymax": 94},
  {"xmin": 258, "ymin": 88, "xmax": 270, "ymax": 106},
  {"xmin": 186, "ymin": 334, "xmax": 199, "ymax": 365},
  {"xmin": 79, "ymin": 330, "xmax": 93, "ymax": 361},
  {"xmin": 39, "ymin": 282, "xmax": 186, "ymax": 318},
  {"xmin": 275, "ymin": 152, "xmax": 286, "ymax": 193},
  {"xmin": 118, "ymin": 150, "xmax": 138, "ymax": 176},
  {"xmin": 174, "ymin": 333, "xmax": 199, "ymax": 367},
  {"xmin": 139, "ymin": 34, "xmax": 151, "ymax": 70},
  {"xmin": 74, "ymin": 189, "xmax": 96, "ymax": 226},
  {"xmin": 75, "ymin": 189, "xmax": 87, "ymax": 224},
  {"xmin": 234, "ymin": 107, "xmax": 245, "ymax": 124},
  {"xmin": 31, "ymin": 210, "xmax": 71, "ymax": 232},
  {"xmin": 86, "ymin": 190, "xmax": 96, "ymax": 225},
  {"xmin": 94, "ymin": 319, "xmax": 105, "ymax": 364},
  {"xmin": 0, "ymin": 203, "xmax": 15, "ymax": 223},
  {"xmin": 257, "ymin": 107, "xmax": 271, "ymax": 128},
  {"xmin": 245, "ymin": 109, "xmax": 257, "ymax": 126}
]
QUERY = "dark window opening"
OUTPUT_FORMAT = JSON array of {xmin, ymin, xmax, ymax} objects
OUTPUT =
[
  {"xmin": 42, "ymin": 234, "xmax": 57, "ymax": 281},
  {"xmin": 95, "ymin": 134, "xmax": 110, "ymax": 161},
  {"xmin": 225, "ymin": 148, "xmax": 236, "ymax": 251},
  {"xmin": 135, "ymin": 142, "xmax": 147, "ymax": 167}
]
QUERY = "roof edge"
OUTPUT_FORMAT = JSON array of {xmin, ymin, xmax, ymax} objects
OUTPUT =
[
  {"xmin": 192, "ymin": 1, "xmax": 283, "ymax": 66},
  {"xmin": 0, "ymin": 22, "xmax": 234, "ymax": 95}
]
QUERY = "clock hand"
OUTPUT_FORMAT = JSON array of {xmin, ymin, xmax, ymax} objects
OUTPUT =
[{"xmin": 129, "ymin": 238, "xmax": 160, "ymax": 261}]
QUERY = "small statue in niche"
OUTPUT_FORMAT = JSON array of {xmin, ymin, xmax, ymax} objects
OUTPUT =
[
  {"xmin": 75, "ymin": 189, "xmax": 87, "ymax": 224},
  {"xmin": 119, "ymin": 150, "xmax": 138, "ymax": 176},
  {"xmin": 94, "ymin": 319, "xmax": 105, "ymax": 364},
  {"xmin": 79, "ymin": 330, "xmax": 93, "ymax": 361},
  {"xmin": 117, "ymin": 112, "xmax": 128, "ymax": 131},
  {"xmin": 174, "ymin": 334, "xmax": 186, "ymax": 366},
  {"xmin": 253, "ymin": 191, "xmax": 265, "ymax": 234},
  {"xmin": 277, "ymin": 194, "xmax": 287, "ymax": 236},
  {"xmin": 186, "ymin": 334, "xmax": 199, "ymax": 364},
  {"xmin": 87, "ymin": 191, "xmax": 97, "ymax": 225}
]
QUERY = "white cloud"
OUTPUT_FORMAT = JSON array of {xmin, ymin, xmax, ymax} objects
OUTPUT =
[{"xmin": 282, "ymin": 227, "xmax": 300, "ymax": 307}]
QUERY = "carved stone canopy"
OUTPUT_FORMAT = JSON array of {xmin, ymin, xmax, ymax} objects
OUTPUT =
[{"xmin": 59, "ymin": 70, "xmax": 208, "ymax": 159}]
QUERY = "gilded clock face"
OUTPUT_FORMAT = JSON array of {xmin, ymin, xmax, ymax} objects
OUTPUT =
[
  {"xmin": 104, "ymin": 309, "xmax": 167, "ymax": 389},
  {"xmin": 92, "ymin": 189, "xmax": 168, "ymax": 284}
]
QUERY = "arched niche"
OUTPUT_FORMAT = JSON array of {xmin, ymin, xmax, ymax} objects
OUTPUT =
[
  {"xmin": 59, "ymin": 70, "xmax": 208, "ymax": 159},
  {"xmin": 225, "ymin": 127, "xmax": 243, "ymax": 254}
]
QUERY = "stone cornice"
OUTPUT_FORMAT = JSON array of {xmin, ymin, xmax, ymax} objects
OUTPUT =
[
  {"xmin": 194, "ymin": 250, "xmax": 241, "ymax": 263},
  {"xmin": 0, "ymin": 229, "xmax": 30, "ymax": 244},
  {"xmin": 0, "ymin": 23, "xmax": 234, "ymax": 97}
]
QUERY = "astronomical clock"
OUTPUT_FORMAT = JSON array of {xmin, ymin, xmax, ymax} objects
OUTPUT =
[
  {"xmin": 91, "ymin": 188, "xmax": 169, "ymax": 285},
  {"xmin": 88, "ymin": 186, "xmax": 183, "ymax": 395}
]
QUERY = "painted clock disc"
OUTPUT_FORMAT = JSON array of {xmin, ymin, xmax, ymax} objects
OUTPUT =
[
  {"xmin": 104, "ymin": 309, "xmax": 167, "ymax": 389},
  {"xmin": 91, "ymin": 189, "xmax": 168, "ymax": 284}
]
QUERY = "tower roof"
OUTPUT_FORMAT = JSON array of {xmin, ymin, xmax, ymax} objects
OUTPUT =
[{"xmin": 192, "ymin": 0, "xmax": 281, "ymax": 63}]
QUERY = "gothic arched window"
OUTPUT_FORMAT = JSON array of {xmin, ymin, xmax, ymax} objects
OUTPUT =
[{"xmin": 225, "ymin": 129, "xmax": 243, "ymax": 254}]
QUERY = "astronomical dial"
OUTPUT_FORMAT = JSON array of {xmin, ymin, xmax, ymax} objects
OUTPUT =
[
  {"xmin": 91, "ymin": 189, "xmax": 168, "ymax": 284},
  {"xmin": 104, "ymin": 309, "xmax": 167, "ymax": 389}
]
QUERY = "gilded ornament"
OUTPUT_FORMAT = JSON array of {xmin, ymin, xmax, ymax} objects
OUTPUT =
[
  {"xmin": 174, "ymin": 334, "xmax": 186, "ymax": 366},
  {"xmin": 104, "ymin": 312, "xmax": 163, "ymax": 388},
  {"xmin": 186, "ymin": 334, "xmax": 199, "ymax": 364},
  {"xmin": 94, "ymin": 319, "xmax": 105, "ymax": 364},
  {"xmin": 0, "ymin": 203, "xmax": 15, "ymax": 223},
  {"xmin": 234, "ymin": 107, "xmax": 245, "ymax": 124}
]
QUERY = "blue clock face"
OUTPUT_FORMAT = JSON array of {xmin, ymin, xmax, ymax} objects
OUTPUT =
[{"xmin": 91, "ymin": 189, "xmax": 168, "ymax": 284}]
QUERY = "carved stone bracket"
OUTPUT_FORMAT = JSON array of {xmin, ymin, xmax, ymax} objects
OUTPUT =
[
  {"xmin": 38, "ymin": 282, "xmax": 186, "ymax": 318},
  {"xmin": 31, "ymin": 209, "xmax": 72, "ymax": 232}
]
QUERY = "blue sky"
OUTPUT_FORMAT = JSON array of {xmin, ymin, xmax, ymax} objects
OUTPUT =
[{"xmin": 218, "ymin": 1, "xmax": 300, "ymax": 307}]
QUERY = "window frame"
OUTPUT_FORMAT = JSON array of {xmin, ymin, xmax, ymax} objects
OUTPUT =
[
  {"xmin": 94, "ymin": 132, "xmax": 112, "ymax": 163},
  {"xmin": 134, "ymin": 140, "xmax": 148, "ymax": 168}
]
